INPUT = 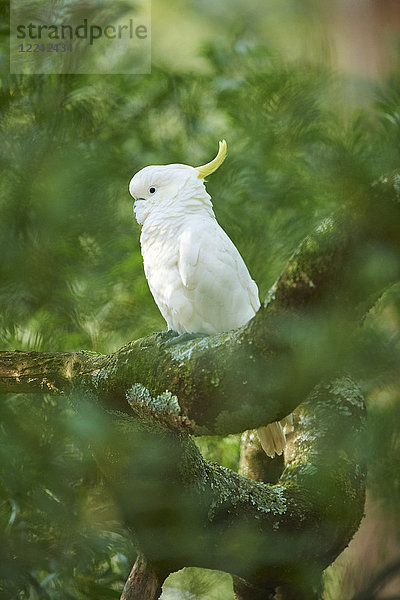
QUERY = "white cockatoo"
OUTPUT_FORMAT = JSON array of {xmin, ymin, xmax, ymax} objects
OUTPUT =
[{"xmin": 129, "ymin": 140, "xmax": 288, "ymax": 458}]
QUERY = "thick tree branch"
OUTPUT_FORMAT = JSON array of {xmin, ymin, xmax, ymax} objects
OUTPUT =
[
  {"xmin": 96, "ymin": 376, "xmax": 366, "ymax": 594},
  {"xmin": 0, "ymin": 350, "xmax": 106, "ymax": 395},
  {"xmin": 2, "ymin": 177, "xmax": 396, "ymax": 597},
  {"xmin": 1, "ymin": 180, "xmax": 399, "ymax": 438}
]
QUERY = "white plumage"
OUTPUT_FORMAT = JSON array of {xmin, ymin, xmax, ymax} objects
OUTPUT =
[{"xmin": 129, "ymin": 141, "xmax": 288, "ymax": 458}]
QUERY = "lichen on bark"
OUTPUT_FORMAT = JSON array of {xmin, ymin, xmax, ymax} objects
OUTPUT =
[
  {"xmin": 93, "ymin": 372, "xmax": 365, "ymax": 595},
  {"xmin": 2, "ymin": 172, "xmax": 399, "ymax": 597}
]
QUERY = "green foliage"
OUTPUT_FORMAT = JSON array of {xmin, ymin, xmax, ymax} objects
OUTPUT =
[
  {"xmin": 0, "ymin": 394, "xmax": 134, "ymax": 599},
  {"xmin": 1, "ymin": 0, "xmax": 400, "ymax": 597},
  {"xmin": 163, "ymin": 568, "xmax": 233, "ymax": 600},
  {"xmin": 194, "ymin": 434, "xmax": 241, "ymax": 472}
]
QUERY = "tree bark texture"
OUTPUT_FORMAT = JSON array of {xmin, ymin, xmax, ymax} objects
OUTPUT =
[
  {"xmin": 2, "ymin": 174, "xmax": 399, "ymax": 595},
  {"xmin": 120, "ymin": 554, "xmax": 163, "ymax": 600}
]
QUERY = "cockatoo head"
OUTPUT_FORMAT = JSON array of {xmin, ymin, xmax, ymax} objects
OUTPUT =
[{"xmin": 129, "ymin": 140, "xmax": 227, "ymax": 225}]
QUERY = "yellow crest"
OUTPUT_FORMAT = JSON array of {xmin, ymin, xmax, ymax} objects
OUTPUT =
[{"xmin": 195, "ymin": 140, "xmax": 227, "ymax": 179}]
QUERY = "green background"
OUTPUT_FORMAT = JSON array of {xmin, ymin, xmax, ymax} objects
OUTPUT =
[{"xmin": 1, "ymin": 0, "xmax": 400, "ymax": 598}]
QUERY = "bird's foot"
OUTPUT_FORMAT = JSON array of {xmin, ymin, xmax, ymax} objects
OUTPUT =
[
  {"xmin": 155, "ymin": 330, "xmax": 179, "ymax": 347},
  {"xmin": 157, "ymin": 331, "xmax": 208, "ymax": 349}
]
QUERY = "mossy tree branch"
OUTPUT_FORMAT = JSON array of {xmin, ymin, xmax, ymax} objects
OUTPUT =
[
  {"xmin": 0, "ymin": 175, "xmax": 398, "ymax": 596},
  {"xmin": 94, "ymin": 376, "xmax": 366, "ymax": 596},
  {"xmin": 1, "ymin": 177, "xmax": 399, "ymax": 438}
]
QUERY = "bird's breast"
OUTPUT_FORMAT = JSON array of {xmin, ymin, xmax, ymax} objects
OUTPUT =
[{"xmin": 140, "ymin": 225, "xmax": 183, "ymax": 327}]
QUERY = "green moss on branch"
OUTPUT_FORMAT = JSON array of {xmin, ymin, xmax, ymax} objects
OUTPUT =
[{"xmin": 101, "ymin": 377, "xmax": 365, "ymax": 592}]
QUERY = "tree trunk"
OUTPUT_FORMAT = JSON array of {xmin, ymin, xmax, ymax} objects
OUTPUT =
[{"xmin": 121, "ymin": 555, "xmax": 163, "ymax": 600}]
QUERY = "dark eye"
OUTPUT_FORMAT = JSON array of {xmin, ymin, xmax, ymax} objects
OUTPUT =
[{"xmin": 149, "ymin": 187, "xmax": 156, "ymax": 194}]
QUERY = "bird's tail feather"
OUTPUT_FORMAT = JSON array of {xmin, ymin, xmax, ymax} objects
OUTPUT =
[{"xmin": 257, "ymin": 419, "xmax": 290, "ymax": 458}]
